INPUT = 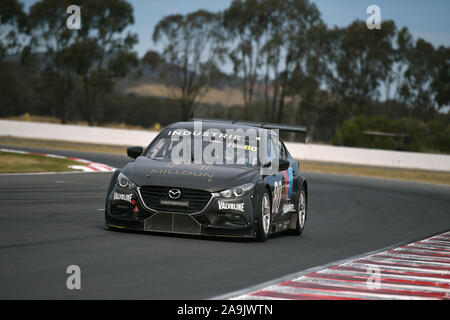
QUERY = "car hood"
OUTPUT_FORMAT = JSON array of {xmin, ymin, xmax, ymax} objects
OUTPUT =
[{"xmin": 122, "ymin": 156, "xmax": 260, "ymax": 193}]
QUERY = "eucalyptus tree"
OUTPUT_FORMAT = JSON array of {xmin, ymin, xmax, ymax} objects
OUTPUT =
[
  {"xmin": 274, "ymin": 0, "xmax": 325, "ymax": 123},
  {"xmin": 326, "ymin": 20, "xmax": 397, "ymax": 117},
  {"xmin": 28, "ymin": 0, "xmax": 77, "ymax": 123},
  {"xmin": 74, "ymin": 0, "xmax": 138, "ymax": 125},
  {"xmin": 223, "ymin": 0, "xmax": 265, "ymax": 120},
  {"xmin": 260, "ymin": 0, "xmax": 285, "ymax": 121},
  {"xmin": 289, "ymin": 22, "xmax": 332, "ymax": 138},
  {"xmin": 152, "ymin": 10, "xmax": 226, "ymax": 121},
  {"xmin": 0, "ymin": 0, "xmax": 26, "ymax": 61},
  {"xmin": 0, "ymin": 0, "xmax": 27, "ymax": 110},
  {"xmin": 399, "ymin": 38, "xmax": 438, "ymax": 118},
  {"xmin": 28, "ymin": 0, "xmax": 138, "ymax": 125},
  {"xmin": 432, "ymin": 46, "xmax": 449, "ymax": 110},
  {"xmin": 393, "ymin": 30, "xmax": 448, "ymax": 118},
  {"xmin": 224, "ymin": 0, "xmax": 323, "ymax": 122},
  {"xmin": 392, "ymin": 27, "xmax": 413, "ymax": 101}
]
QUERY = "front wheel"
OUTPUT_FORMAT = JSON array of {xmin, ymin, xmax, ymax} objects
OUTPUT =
[
  {"xmin": 256, "ymin": 190, "xmax": 271, "ymax": 242},
  {"xmin": 292, "ymin": 189, "xmax": 307, "ymax": 236}
]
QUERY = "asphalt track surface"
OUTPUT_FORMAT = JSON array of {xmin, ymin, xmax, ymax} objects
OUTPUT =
[{"xmin": 0, "ymin": 145, "xmax": 449, "ymax": 299}]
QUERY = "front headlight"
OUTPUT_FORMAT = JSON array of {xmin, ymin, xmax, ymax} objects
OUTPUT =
[
  {"xmin": 219, "ymin": 183, "xmax": 254, "ymax": 198},
  {"xmin": 117, "ymin": 172, "xmax": 137, "ymax": 190}
]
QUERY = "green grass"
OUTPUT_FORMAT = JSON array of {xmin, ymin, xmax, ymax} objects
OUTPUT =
[
  {"xmin": 0, "ymin": 151, "xmax": 81, "ymax": 174},
  {"xmin": 0, "ymin": 136, "xmax": 126, "ymax": 155},
  {"xmin": 300, "ymin": 160, "xmax": 450, "ymax": 185}
]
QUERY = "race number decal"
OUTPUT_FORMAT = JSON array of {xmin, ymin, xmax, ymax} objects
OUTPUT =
[
  {"xmin": 272, "ymin": 181, "xmax": 283, "ymax": 214},
  {"xmin": 282, "ymin": 168, "xmax": 293, "ymax": 200},
  {"xmin": 283, "ymin": 168, "xmax": 294, "ymax": 200}
]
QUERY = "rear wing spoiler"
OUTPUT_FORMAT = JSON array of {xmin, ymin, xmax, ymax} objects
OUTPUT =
[
  {"xmin": 191, "ymin": 117, "xmax": 307, "ymax": 141},
  {"xmin": 234, "ymin": 121, "xmax": 306, "ymax": 134}
]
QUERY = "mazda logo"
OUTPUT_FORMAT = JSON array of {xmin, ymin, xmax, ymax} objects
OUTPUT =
[{"xmin": 168, "ymin": 189, "xmax": 181, "ymax": 200}]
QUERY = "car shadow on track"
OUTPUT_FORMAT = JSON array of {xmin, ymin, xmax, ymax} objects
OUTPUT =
[{"xmin": 98, "ymin": 225, "xmax": 293, "ymax": 243}]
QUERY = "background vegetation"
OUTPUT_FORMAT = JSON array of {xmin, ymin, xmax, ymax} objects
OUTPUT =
[{"xmin": 1, "ymin": 0, "xmax": 449, "ymax": 153}]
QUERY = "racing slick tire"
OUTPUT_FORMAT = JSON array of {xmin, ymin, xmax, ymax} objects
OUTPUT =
[
  {"xmin": 291, "ymin": 187, "xmax": 307, "ymax": 236},
  {"xmin": 256, "ymin": 189, "xmax": 272, "ymax": 242}
]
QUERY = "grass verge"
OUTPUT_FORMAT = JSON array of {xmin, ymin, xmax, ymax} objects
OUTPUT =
[
  {"xmin": 300, "ymin": 160, "xmax": 450, "ymax": 186},
  {"xmin": 0, "ymin": 151, "xmax": 81, "ymax": 174},
  {"xmin": 0, "ymin": 136, "xmax": 126, "ymax": 155}
]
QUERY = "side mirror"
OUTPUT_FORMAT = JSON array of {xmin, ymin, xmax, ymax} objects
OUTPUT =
[
  {"xmin": 278, "ymin": 159, "xmax": 290, "ymax": 171},
  {"xmin": 127, "ymin": 146, "xmax": 143, "ymax": 159},
  {"xmin": 262, "ymin": 161, "xmax": 272, "ymax": 168}
]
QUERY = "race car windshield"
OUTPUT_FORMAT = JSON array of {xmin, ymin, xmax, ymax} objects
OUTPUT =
[{"xmin": 145, "ymin": 129, "xmax": 261, "ymax": 167}]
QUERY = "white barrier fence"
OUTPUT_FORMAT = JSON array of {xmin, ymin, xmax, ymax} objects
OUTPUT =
[
  {"xmin": 1, "ymin": 119, "xmax": 449, "ymax": 172},
  {"xmin": 284, "ymin": 142, "xmax": 450, "ymax": 172},
  {"xmin": 0, "ymin": 120, "xmax": 158, "ymax": 146}
]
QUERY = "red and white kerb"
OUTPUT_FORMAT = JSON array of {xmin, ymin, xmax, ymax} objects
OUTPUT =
[
  {"xmin": 233, "ymin": 231, "xmax": 450, "ymax": 300},
  {"xmin": 0, "ymin": 148, "xmax": 115, "ymax": 173}
]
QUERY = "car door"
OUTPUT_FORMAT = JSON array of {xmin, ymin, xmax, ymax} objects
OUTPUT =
[
  {"xmin": 265, "ymin": 134, "xmax": 292, "ymax": 223},
  {"xmin": 279, "ymin": 140, "xmax": 299, "ymax": 218},
  {"xmin": 274, "ymin": 136, "xmax": 296, "ymax": 221}
]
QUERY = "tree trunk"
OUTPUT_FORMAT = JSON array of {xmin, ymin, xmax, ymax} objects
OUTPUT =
[
  {"xmin": 60, "ymin": 102, "xmax": 68, "ymax": 124},
  {"xmin": 277, "ymin": 85, "xmax": 286, "ymax": 123},
  {"xmin": 264, "ymin": 62, "xmax": 270, "ymax": 121},
  {"xmin": 181, "ymin": 100, "xmax": 192, "ymax": 121},
  {"xmin": 88, "ymin": 93, "xmax": 97, "ymax": 126}
]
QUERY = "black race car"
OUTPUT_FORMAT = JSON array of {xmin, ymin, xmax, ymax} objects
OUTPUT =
[{"xmin": 105, "ymin": 119, "xmax": 308, "ymax": 241}]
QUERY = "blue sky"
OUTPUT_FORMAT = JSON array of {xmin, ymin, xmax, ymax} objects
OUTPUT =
[
  {"xmin": 130, "ymin": 0, "xmax": 450, "ymax": 57},
  {"xmin": 22, "ymin": 0, "xmax": 450, "ymax": 57}
]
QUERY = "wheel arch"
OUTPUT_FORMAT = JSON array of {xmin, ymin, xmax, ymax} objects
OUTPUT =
[
  {"xmin": 252, "ymin": 181, "xmax": 273, "ymax": 241},
  {"xmin": 107, "ymin": 169, "xmax": 121, "ymax": 198}
]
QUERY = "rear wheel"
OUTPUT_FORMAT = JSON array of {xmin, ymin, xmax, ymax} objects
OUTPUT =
[
  {"xmin": 292, "ymin": 189, "xmax": 307, "ymax": 236},
  {"xmin": 256, "ymin": 190, "xmax": 271, "ymax": 242}
]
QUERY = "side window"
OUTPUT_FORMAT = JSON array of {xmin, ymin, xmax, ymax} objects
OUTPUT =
[
  {"xmin": 280, "ymin": 142, "xmax": 288, "ymax": 160},
  {"xmin": 268, "ymin": 136, "xmax": 280, "ymax": 162}
]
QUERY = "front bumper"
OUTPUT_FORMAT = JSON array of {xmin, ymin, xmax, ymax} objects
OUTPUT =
[{"xmin": 105, "ymin": 185, "xmax": 257, "ymax": 238}]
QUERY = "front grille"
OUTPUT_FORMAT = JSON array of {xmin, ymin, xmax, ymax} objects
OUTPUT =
[
  {"xmin": 139, "ymin": 186, "xmax": 212, "ymax": 213},
  {"xmin": 143, "ymin": 212, "xmax": 201, "ymax": 234}
]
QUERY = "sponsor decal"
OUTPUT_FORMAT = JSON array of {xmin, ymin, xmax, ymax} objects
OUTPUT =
[
  {"xmin": 167, "ymin": 123, "xmax": 269, "ymax": 169},
  {"xmin": 218, "ymin": 201, "xmax": 245, "ymax": 212},
  {"xmin": 282, "ymin": 167, "xmax": 293, "ymax": 200},
  {"xmin": 282, "ymin": 203, "xmax": 295, "ymax": 214},
  {"xmin": 272, "ymin": 181, "xmax": 283, "ymax": 214},
  {"xmin": 113, "ymin": 192, "xmax": 133, "ymax": 203},
  {"xmin": 168, "ymin": 129, "xmax": 242, "ymax": 140},
  {"xmin": 146, "ymin": 164, "xmax": 214, "ymax": 179},
  {"xmin": 226, "ymin": 142, "xmax": 258, "ymax": 152},
  {"xmin": 276, "ymin": 221, "xmax": 290, "ymax": 230},
  {"xmin": 160, "ymin": 200, "xmax": 189, "ymax": 207}
]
